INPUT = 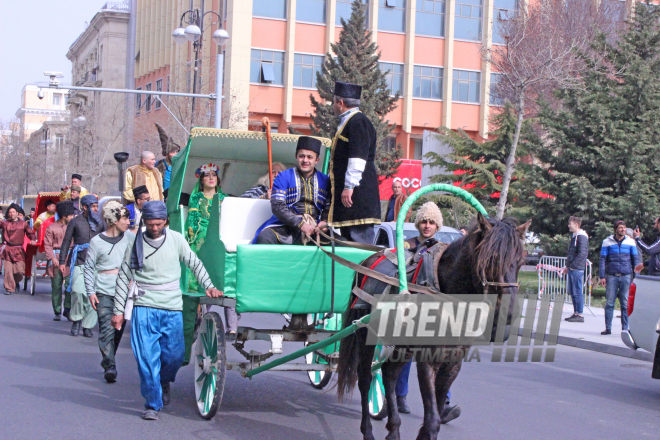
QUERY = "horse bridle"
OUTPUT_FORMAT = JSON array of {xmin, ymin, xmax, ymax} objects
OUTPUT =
[{"xmin": 482, "ymin": 281, "xmax": 519, "ymax": 296}]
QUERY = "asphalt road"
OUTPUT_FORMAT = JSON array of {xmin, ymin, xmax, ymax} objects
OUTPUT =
[{"xmin": 2, "ymin": 276, "xmax": 660, "ymax": 440}]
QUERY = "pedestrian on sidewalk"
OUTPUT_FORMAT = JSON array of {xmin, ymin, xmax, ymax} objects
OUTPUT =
[
  {"xmin": 599, "ymin": 220, "xmax": 639, "ymax": 335},
  {"xmin": 44, "ymin": 201, "xmax": 75, "ymax": 320},
  {"xmin": 84, "ymin": 201, "xmax": 134, "ymax": 383},
  {"xmin": 0, "ymin": 204, "xmax": 36, "ymax": 295},
  {"xmin": 111, "ymin": 201, "xmax": 222, "ymax": 421},
  {"xmin": 562, "ymin": 216, "xmax": 589, "ymax": 323},
  {"xmin": 633, "ymin": 216, "xmax": 660, "ymax": 276},
  {"xmin": 60, "ymin": 195, "xmax": 106, "ymax": 337}
]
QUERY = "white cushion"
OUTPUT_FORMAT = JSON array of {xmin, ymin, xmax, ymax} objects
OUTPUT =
[{"xmin": 220, "ymin": 197, "xmax": 273, "ymax": 252}]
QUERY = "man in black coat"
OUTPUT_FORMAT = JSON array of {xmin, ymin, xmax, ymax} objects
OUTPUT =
[
  {"xmin": 328, "ymin": 81, "xmax": 381, "ymax": 244},
  {"xmin": 561, "ymin": 216, "xmax": 589, "ymax": 322}
]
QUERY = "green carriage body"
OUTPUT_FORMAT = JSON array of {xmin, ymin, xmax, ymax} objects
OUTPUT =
[{"xmin": 165, "ymin": 127, "xmax": 371, "ymax": 315}]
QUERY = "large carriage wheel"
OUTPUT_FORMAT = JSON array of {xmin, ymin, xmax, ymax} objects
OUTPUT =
[
  {"xmin": 194, "ymin": 312, "xmax": 226, "ymax": 419},
  {"xmin": 305, "ymin": 314, "xmax": 335, "ymax": 389},
  {"xmin": 29, "ymin": 258, "xmax": 37, "ymax": 296},
  {"xmin": 369, "ymin": 345, "xmax": 388, "ymax": 420}
]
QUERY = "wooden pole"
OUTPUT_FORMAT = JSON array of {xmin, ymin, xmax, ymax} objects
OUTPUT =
[{"xmin": 262, "ymin": 117, "xmax": 274, "ymax": 188}]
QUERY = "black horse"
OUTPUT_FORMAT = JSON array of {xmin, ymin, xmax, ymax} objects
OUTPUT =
[{"xmin": 337, "ymin": 213, "xmax": 529, "ymax": 440}]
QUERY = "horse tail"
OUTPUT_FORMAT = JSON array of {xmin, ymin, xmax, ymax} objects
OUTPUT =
[{"xmin": 337, "ymin": 305, "xmax": 367, "ymax": 402}]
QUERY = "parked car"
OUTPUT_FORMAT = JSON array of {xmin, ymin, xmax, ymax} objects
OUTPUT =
[
  {"xmin": 373, "ymin": 222, "xmax": 463, "ymax": 249},
  {"xmin": 621, "ymin": 275, "xmax": 660, "ymax": 379},
  {"xmin": 525, "ymin": 247, "xmax": 544, "ymax": 266}
]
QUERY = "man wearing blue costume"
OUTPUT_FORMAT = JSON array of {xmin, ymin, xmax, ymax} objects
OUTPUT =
[
  {"xmin": 111, "ymin": 201, "xmax": 221, "ymax": 421},
  {"xmin": 253, "ymin": 136, "xmax": 331, "ymax": 245}
]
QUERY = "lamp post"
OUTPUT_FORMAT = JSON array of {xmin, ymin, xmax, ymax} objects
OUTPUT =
[
  {"xmin": 172, "ymin": 2, "xmax": 228, "ymax": 129},
  {"xmin": 39, "ymin": 127, "xmax": 53, "ymax": 192}
]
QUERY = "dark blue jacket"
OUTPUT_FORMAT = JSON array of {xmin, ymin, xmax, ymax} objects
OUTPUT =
[
  {"xmin": 566, "ymin": 229, "xmax": 589, "ymax": 270},
  {"xmin": 599, "ymin": 235, "xmax": 640, "ymax": 277}
]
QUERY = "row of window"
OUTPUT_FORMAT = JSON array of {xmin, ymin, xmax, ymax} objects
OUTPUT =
[
  {"xmin": 253, "ymin": 0, "xmax": 516, "ymax": 42},
  {"xmin": 52, "ymin": 93, "xmax": 68, "ymax": 106},
  {"xmin": 250, "ymin": 49, "xmax": 504, "ymax": 105},
  {"xmin": 135, "ymin": 77, "xmax": 169, "ymax": 114}
]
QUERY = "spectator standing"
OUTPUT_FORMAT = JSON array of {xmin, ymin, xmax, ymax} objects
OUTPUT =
[
  {"xmin": 599, "ymin": 220, "xmax": 640, "ymax": 335},
  {"xmin": 384, "ymin": 180, "xmax": 411, "ymax": 223},
  {"xmin": 633, "ymin": 216, "xmax": 660, "ymax": 276},
  {"xmin": 562, "ymin": 216, "xmax": 589, "ymax": 323}
]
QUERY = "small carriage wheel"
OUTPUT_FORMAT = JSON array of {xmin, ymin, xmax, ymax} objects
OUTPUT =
[
  {"xmin": 369, "ymin": 346, "xmax": 388, "ymax": 420},
  {"xmin": 194, "ymin": 312, "xmax": 226, "ymax": 419},
  {"xmin": 30, "ymin": 258, "xmax": 37, "ymax": 296},
  {"xmin": 305, "ymin": 314, "xmax": 333, "ymax": 389}
]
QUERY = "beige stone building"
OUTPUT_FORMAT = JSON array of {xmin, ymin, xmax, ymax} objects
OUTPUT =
[
  {"xmin": 15, "ymin": 84, "xmax": 70, "ymax": 141},
  {"xmin": 65, "ymin": 1, "xmax": 130, "ymax": 196}
]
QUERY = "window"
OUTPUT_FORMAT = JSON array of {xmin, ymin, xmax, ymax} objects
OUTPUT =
[
  {"xmin": 452, "ymin": 70, "xmax": 480, "ymax": 103},
  {"xmin": 294, "ymin": 54, "xmax": 324, "ymax": 88},
  {"xmin": 455, "ymin": 0, "xmax": 482, "ymax": 41},
  {"xmin": 250, "ymin": 50, "xmax": 285, "ymax": 85},
  {"xmin": 155, "ymin": 79, "xmax": 163, "ymax": 109},
  {"xmin": 493, "ymin": 0, "xmax": 516, "ymax": 44},
  {"xmin": 55, "ymin": 134, "xmax": 64, "ymax": 149},
  {"xmin": 336, "ymin": 0, "xmax": 368, "ymax": 25},
  {"xmin": 64, "ymin": 95, "xmax": 69, "ymax": 105},
  {"xmin": 416, "ymin": 0, "xmax": 445, "ymax": 37},
  {"xmin": 379, "ymin": 62, "xmax": 404, "ymax": 96},
  {"xmin": 53, "ymin": 94, "xmax": 61, "ymax": 106},
  {"xmin": 382, "ymin": 136, "xmax": 397, "ymax": 152},
  {"xmin": 413, "ymin": 66, "xmax": 443, "ymax": 99},
  {"xmin": 253, "ymin": 0, "xmax": 286, "ymax": 19},
  {"xmin": 135, "ymin": 87, "xmax": 142, "ymax": 114},
  {"xmin": 145, "ymin": 83, "xmax": 152, "ymax": 112},
  {"xmin": 297, "ymin": 0, "xmax": 326, "ymax": 23},
  {"xmin": 414, "ymin": 138, "xmax": 423, "ymax": 160},
  {"xmin": 378, "ymin": 0, "xmax": 406, "ymax": 33},
  {"xmin": 489, "ymin": 72, "xmax": 504, "ymax": 106}
]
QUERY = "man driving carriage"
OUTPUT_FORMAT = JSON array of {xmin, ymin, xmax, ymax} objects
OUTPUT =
[
  {"xmin": 59, "ymin": 173, "xmax": 89, "ymax": 201},
  {"xmin": 253, "ymin": 136, "xmax": 331, "ymax": 245}
]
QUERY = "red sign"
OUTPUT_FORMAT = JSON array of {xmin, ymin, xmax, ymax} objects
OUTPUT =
[{"xmin": 379, "ymin": 160, "xmax": 422, "ymax": 200}]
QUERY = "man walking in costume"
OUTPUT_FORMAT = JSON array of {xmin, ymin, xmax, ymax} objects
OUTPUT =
[
  {"xmin": 60, "ymin": 195, "xmax": 105, "ymax": 337},
  {"xmin": 253, "ymin": 136, "xmax": 330, "ymax": 245},
  {"xmin": 124, "ymin": 151, "xmax": 164, "ymax": 202},
  {"xmin": 127, "ymin": 185, "xmax": 151, "ymax": 231},
  {"xmin": 84, "ymin": 201, "xmax": 134, "ymax": 383},
  {"xmin": 328, "ymin": 81, "xmax": 381, "ymax": 244},
  {"xmin": 111, "ymin": 201, "xmax": 222, "ymax": 420},
  {"xmin": 0, "ymin": 204, "xmax": 36, "ymax": 295},
  {"xmin": 44, "ymin": 201, "xmax": 76, "ymax": 320}
]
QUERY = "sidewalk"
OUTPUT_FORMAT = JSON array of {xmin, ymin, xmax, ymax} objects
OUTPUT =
[{"xmin": 521, "ymin": 299, "xmax": 654, "ymax": 362}]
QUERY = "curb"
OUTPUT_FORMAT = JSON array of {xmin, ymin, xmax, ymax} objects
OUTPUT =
[{"xmin": 518, "ymin": 330, "xmax": 654, "ymax": 362}]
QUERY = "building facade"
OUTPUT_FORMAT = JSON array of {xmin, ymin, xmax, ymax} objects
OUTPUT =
[{"xmin": 15, "ymin": 85, "xmax": 69, "ymax": 140}]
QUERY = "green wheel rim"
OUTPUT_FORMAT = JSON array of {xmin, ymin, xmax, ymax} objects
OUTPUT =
[{"xmin": 194, "ymin": 312, "xmax": 226, "ymax": 419}]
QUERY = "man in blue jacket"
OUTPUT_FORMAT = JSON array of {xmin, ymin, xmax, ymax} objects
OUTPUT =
[
  {"xmin": 599, "ymin": 220, "xmax": 640, "ymax": 335},
  {"xmin": 562, "ymin": 216, "xmax": 589, "ymax": 323}
]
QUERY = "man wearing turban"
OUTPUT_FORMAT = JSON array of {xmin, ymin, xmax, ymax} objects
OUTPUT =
[
  {"xmin": 59, "ymin": 195, "xmax": 105, "ymax": 337},
  {"xmin": 111, "ymin": 201, "xmax": 222, "ymax": 421}
]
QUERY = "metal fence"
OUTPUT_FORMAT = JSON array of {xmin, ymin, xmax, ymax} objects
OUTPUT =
[{"xmin": 537, "ymin": 256, "xmax": 593, "ymax": 312}]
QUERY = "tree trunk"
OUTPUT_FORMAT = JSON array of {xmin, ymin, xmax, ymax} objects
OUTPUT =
[{"xmin": 495, "ymin": 93, "xmax": 525, "ymax": 220}]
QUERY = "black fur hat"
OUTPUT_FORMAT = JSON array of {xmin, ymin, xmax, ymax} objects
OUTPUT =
[
  {"xmin": 56, "ymin": 201, "xmax": 75, "ymax": 218},
  {"xmin": 334, "ymin": 81, "xmax": 362, "ymax": 99},
  {"xmin": 296, "ymin": 136, "xmax": 322, "ymax": 156}
]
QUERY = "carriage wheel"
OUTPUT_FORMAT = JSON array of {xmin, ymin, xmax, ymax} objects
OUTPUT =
[
  {"xmin": 305, "ymin": 314, "xmax": 333, "ymax": 389},
  {"xmin": 30, "ymin": 259, "xmax": 37, "ymax": 295},
  {"xmin": 369, "ymin": 346, "xmax": 388, "ymax": 420},
  {"xmin": 194, "ymin": 312, "xmax": 226, "ymax": 420}
]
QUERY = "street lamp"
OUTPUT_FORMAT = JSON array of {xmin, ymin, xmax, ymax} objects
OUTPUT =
[{"xmin": 172, "ymin": 3, "xmax": 228, "ymax": 129}]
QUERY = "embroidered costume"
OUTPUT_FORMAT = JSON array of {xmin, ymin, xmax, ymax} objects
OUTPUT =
[
  {"xmin": 328, "ymin": 82, "xmax": 381, "ymax": 242},
  {"xmin": 0, "ymin": 204, "xmax": 36, "ymax": 294}
]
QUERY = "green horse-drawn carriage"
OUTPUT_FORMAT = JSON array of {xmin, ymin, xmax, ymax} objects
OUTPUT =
[
  {"xmin": 166, "ymin": 128, "xmax": 375, "ymax": 419},
  {"xmin": 166, "ymin": 127, "xmax": 487, "ymax": 421}
]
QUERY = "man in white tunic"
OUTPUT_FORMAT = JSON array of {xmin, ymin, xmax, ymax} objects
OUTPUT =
[
  {"xmin": 84, "ymin": 201, "xmax": 134, "ymax": 383},
  {"xmin": 111, "ymin": 201, "xmax": 222, "ymax": 420}
]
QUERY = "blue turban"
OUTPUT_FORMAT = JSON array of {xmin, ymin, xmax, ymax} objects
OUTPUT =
[
  {"xmin": 81, "ymin": 195, "xmax": 103, "ymax": 232},
  {"xmin": 130, "ymin": 201, "xmax": 168, "ymax": 271}
]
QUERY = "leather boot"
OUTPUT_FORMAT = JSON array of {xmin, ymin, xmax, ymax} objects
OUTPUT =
[
  {"xmin": 162, "ymin": 383, "xmax": 171, "ymax": 406},
  {"xmin": 71, "ymin": 321, "xmax": 81, "ymax": 336},
  {"xmin": 104, "ymin": 366, "xmax": 117, "ymax": 383},
  {"xmin": 397, "ymin": 395, "xmax": 411, "ymax": 414},
  {"xmin": 63, "ymin": 308, "xmax": 71, "ymax": 321},
  {"xmin": 82, "ymin": 328, "xmax": 93, "ymax": 338}
]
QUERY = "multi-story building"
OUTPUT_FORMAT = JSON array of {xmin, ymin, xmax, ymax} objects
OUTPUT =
[
  {"xmin": 15, "ymin": 85, "xmax": 69, "ymax": 140},
  {"xmin": 65, "ymin": 1, "xmax": 130, "ymax": 196}
]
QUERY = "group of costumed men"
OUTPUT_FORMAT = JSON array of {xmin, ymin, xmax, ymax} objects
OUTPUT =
[{"xmin": 0, "ymin": 80, "xmax": 458, "ymax": 423}]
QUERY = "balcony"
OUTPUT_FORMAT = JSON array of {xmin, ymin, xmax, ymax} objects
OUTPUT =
[{"xmin": 101, "ymin": 1, "xmax": 129, "ymax": 11}]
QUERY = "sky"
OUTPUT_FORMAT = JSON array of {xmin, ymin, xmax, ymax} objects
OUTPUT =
[{"xmin": 0, "ymin": 0, "xmax": 108, "ymax": 121}]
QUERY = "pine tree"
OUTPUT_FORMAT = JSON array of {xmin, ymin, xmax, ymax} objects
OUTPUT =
[
  {"xmin": 526, "ymin": 2, "xmax": 660, "ymax": 271},
  {"xmin": 309, "ymin": 0, "xmax": 401, "ymax": 179},
  {"xmin": 425, "ymin": 104, "xmax": 538, "ymax": 215}
]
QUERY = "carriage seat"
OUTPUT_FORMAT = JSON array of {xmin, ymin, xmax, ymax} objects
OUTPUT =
[{"xmin": 220, "ymin": 197, "xmax": 272, "ymax": 252}]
